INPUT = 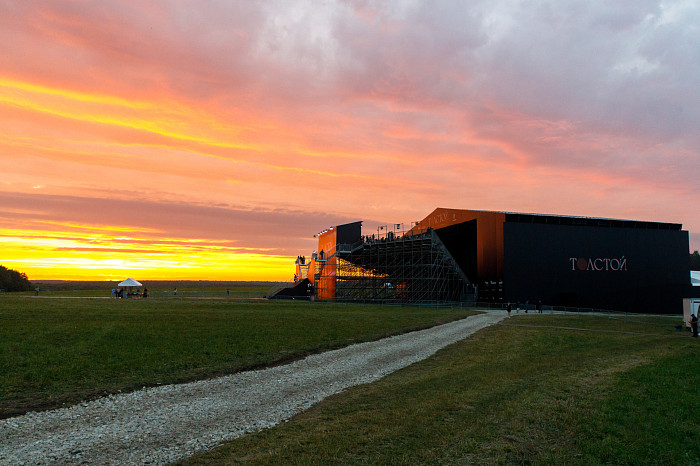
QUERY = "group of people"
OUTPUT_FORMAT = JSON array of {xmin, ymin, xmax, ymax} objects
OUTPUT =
[
  {"xmin": 506, "ymin": 299, "xmax": 543, "ymax": 316},
  {"xmin": 110, "ymin": 288, "xmax": 148, "ymax": 299}
]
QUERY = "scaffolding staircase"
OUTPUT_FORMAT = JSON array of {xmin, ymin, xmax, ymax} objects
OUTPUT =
[
  {"xmin": 429, "ymin": 229, "xmax": 471, "ymax": 286},
  {"xmin": 295, "ymin": 257, "xmax": 311, "ymax": 281},
  {"xmin": 317, "ymin": 230, "xmax": 470, "ymax": 304}
]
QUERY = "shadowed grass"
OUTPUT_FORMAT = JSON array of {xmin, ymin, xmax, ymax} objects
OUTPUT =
[
  {"xmin": 0, "ymin": 295, "xmax": 476, "ymax": 418},
  {"xmin": 182, "ymin": 314, "xmax": 700, "ymax": 465}
]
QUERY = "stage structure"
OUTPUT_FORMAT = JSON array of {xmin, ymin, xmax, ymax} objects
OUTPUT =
[
  {"xmin": 314, "ymin": 226, "xmax": 471, "ymax": 304},
  {"xmin": 279, "ymin": 208, "xmax": 695, "ymax": 313}
]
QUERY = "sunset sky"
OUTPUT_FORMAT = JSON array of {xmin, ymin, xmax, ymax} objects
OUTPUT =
[{"xmin": 1, "ymin": 1, "xmax": 698, "ymax": 281}]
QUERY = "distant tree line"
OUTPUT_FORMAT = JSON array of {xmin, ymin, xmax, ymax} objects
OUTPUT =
[
  {"xmin": 691, "ymin": 251, "xmax": 700, "ymax": 271},
  {"xmin": 0, "ymin": 265, "xmax": 33, "ymax": 292}
]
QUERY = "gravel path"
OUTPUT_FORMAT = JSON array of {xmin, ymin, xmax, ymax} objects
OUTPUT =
[{"xmin": 0, "ymin": 312, "xmax": 504, "ymax": 465}]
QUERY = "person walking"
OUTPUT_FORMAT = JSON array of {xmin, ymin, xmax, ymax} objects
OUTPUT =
[
  {"xmin": 506, "ymin": 302, "xmax": 512, "ymax": 317},
  {"xmin": 691, "ymin": 313, "xmax": 699, "ymax": 338}
]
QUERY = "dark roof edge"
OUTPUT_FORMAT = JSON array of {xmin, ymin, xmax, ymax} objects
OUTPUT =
[{"xmin": 504, "ymin": 212, "xmax": 682, "ymax": 230}]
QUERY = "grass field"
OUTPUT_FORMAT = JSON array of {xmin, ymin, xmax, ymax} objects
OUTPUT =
[
  {"xmin": 182, "ymin": 314, "xmax": 700, "ymax": 465},
  {"xmin": 23, "ymin": 282, "xmax": 277, "ymax": 298},
  {"xmin": 0, "ymin": 294, "xmax": 476, "ymax": 418}
]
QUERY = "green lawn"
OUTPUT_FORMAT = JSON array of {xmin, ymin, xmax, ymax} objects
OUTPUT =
[
  {"xmin": 0, "ymin": 295, "xmax": 476, "ymax": 418},
  {"xmin": 182, "ymin": 314, "xmax": 700, "ymax": 465},
  {"xmin": 21, "ymin": 284, "xmax": 273, "ymax": 298}
]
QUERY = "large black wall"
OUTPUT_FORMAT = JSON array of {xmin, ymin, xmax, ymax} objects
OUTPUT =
[
  {"xmin": 337, "ymin": 221, "xmax": 362, "ymax": 245},
  {"xmin": 503, "ymin": 222, "xmax": 690, "ymax": 313},
  {"xmin": 435, "ymin": 220, "xmax": 478, "ymax": 282}
]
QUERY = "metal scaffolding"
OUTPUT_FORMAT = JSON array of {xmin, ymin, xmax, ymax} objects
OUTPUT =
[{"xmin": 315, "ymin": 229, "xmax": 472, "ymax": 304}]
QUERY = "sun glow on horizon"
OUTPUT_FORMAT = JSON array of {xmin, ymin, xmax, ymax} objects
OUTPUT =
[{"xmin": 0, "ymin": 226, "xmax": 293, "ymax": 281}]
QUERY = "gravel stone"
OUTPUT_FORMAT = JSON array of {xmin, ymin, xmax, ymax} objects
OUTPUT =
[{"xmin": 0, "ymin": 312, "xmax": 504, "ymax": 465}]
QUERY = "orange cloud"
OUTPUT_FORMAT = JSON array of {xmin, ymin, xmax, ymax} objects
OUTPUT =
[{"xmin": 0, "ymin": 76, "xmax": 269, "ymax": 152}]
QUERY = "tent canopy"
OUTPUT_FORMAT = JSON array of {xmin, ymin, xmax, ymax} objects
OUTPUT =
[{"xmin": 118, "ymin": 278, "xmax": 142, "ymax": 287}]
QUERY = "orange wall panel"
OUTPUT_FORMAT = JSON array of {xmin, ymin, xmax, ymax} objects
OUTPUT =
[
  {"xmin": 317, "ymin": 228, "xmax": 337, "ymax": 258},
  {"xmin": 317, "ymin": 228, "xmax": 337, "ymax": 299},
  {"xmin": 411, "ymin": 208, "xmax": 506, "ymax": 282},
  {"xmin": 318, "ymin": 256, "xmax": 336, "ymax": 299},
  {"xmin": 308, "ymin": 258, "xmax": 315, "ymax": 285}
]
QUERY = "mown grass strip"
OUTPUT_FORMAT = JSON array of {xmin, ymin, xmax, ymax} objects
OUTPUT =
[
  {"xmin": 0, "ymin": 295, "xmax": 476, "ymax": 417},
  {"xmin": 182, "ymin": 314, "xmax": 700, "ymax": 465}
]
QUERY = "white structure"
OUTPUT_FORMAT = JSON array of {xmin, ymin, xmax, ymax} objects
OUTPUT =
[
  {"xmin": 683, "ymin": 272, "xmax": 700, "ymax": 327},
  {"xmin": 691, "ymin": 271, "xmax": 700, "ymax": 287},
  {"xmin": 118, "ymin": 278, "xmax": 142, "ymax": 287}
]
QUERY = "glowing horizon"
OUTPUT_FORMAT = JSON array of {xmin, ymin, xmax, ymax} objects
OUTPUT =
[
  {"xmin": 0, "ymin": 219, "xmax": 291, "ymax": 281},
  {"xmin": 1, "ymin": 1, "xmax": 698, "ymax": 281}
]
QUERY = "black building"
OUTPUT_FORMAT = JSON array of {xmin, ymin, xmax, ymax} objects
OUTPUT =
[{"xmin": 414, "ymin": 208, "xmax": 691, "ymax": 313}]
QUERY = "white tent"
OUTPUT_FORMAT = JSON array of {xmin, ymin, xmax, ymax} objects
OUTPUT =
[{"xmin": 118, "ymin": 278, "xmax": 142, "ymax": 287}]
